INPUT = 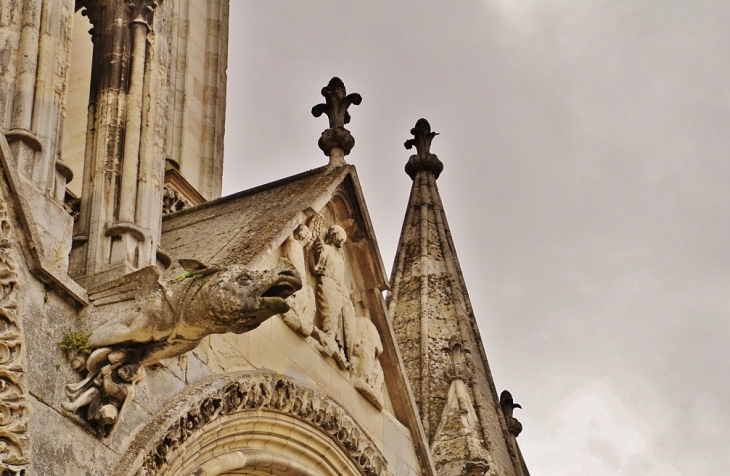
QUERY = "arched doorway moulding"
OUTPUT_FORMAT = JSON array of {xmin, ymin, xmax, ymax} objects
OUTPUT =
[{"xmin": 115, "ymin": 370, "xmax": 391, "ymax": 476}]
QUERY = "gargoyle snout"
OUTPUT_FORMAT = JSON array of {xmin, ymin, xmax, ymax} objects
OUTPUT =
[{"xmin": 261, "ymin": 262, "xmax": 302, "ymax": 299}]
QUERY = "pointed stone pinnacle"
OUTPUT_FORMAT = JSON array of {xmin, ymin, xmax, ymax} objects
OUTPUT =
[
  {"xmin": 312, "ymin": 77, "xmax": 362, "ymax": 160},
  {"xmin": 404, "ymin": 118, "xmax": 444, "ymax": 180}
]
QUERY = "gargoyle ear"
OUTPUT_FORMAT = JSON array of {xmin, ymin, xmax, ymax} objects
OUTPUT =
[{"xmin": 178, "ymin": 259, "xmax": 221, "ymax": 276}]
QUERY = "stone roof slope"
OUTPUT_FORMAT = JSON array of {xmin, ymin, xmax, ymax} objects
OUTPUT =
[{"xmin": 161, "ymin": 165, "xmax": 346, "ymax": 275}]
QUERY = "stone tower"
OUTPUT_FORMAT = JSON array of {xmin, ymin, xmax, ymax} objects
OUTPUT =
[{"xmin": 388, "ymin": 119, "xmax": 530, "ymax": 476}]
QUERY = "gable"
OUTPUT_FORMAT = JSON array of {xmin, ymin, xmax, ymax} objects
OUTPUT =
[{"xmin": 160, "ymin": 164, "xmax": 436, "ymax": 475}]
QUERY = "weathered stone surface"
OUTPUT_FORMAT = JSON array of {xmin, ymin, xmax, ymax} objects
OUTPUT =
[
  {"xmin": 61, "ymin": 258, "xmax": 301, "ymax": 435},
  {"xmin": 1, "ymin": 1, "xmax": 530, "ymax": 474},
  {"xmin": 387, "ymin": 120, "xmax": 529, "ymax": 476},
  {"xmin": 116, "ymin": 370, "xmax": 393, "ymax": 476},
  {"xmin": 312, "ymin": 77, "xmax": 362, "ymax": 160}
]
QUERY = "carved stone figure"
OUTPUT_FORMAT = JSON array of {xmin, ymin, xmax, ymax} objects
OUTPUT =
[
  {"xmin": 85, "ymin": 259, "xmax": 302, "ymax": 365},
  {"xmin": 281, "ymin": 224, "xmax": 317, "ymax": 337},
  {"xmin": 64, "ymin": 356, "xmax": 146, "ymax": 436},
  {"xmin": 351, "ymin": 315, "xmax": 385, "ymax": 410},
  {"xmin": 162, "ymin": 184, "xmax": 191, "ymax": 215},
  {"xmin": 63, "ymin": 258, "xmax": 302, "ymax": 435},
  {"xmin": 310, "ymin": 225, "xmax": 356, "ymax": 369}
]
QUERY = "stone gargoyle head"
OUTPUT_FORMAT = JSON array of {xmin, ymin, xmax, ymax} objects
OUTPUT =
[
  {"xmin": 85, "ymin": 258, "xmax": 303, "ymax": 366},
  {"xmin": 64, "ymin": 258, "xmax": 303, "ymax": 436}
]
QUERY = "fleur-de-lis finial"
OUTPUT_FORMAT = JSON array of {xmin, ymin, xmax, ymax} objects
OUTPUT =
[
  {"xmin": 312, "ymin": 77, "xmax": 362, "ymax": 128},
  {"xmin": 312, "ymin": 77, "xmax": 362, "ymax": 163},
  {"xmin": 404, "ymin": 118, "xmax": 438, "ymax": 158},
  {"xmin": 404, "ymin": 118, "xmax": 444, "ymax": 180}
]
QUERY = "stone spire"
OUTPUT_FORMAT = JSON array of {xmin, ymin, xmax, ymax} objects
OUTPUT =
[
  {"xmin": 311, "ymin": 77, "xmax": 361, "ymax": 166},
  {"xmin": 387, "ymin": 119, "xmax": 529, "ymax": 476}
]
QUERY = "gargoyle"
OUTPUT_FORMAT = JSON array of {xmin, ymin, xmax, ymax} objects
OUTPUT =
[{"xmin": 63, "ymin": 258, "xmax": 302, "ymax": 435}]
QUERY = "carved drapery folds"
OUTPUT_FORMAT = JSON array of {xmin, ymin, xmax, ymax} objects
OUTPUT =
[
  {"xmin": 281, "ymin": 212, "xmax": 385, "ymax": 410},
  {"xmin": 311, "ymin": 77, "xmax": 362, "ymax": 162},
  {"xmin": 431, "ymin": 335, "xmax": 491, "ymax": 476},
  {"xmin": 62, "ymin": 259, "xmax": 302, "ymax": 436},
  {"xmin": 0, "ymin": 200, "xmax": 30, "ymax": 473},
  {"xmin": 134, "ymin": 371, "xmax": 391, "ymax": 476}
]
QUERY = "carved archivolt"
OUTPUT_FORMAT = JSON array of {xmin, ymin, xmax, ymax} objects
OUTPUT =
[
  {"xmin": 118, "ymin": 370, "xmax": 390, "ymax": 476},
  {"xmin": 0, "ymin": 200, "xmax": 29, "ymax": 473}
]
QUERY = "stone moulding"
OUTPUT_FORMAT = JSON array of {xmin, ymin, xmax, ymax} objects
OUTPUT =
[
  {"xmin": 117, "ymin": 370, "xmax": 391, "ymax": 476},
  {"xmin": 0, "ymin": 199, "xmax": 30, "ymax": 474}
]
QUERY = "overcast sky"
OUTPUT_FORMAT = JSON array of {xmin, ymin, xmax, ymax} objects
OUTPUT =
[{"xmin": 222, "ymin": 2, "xmax": 730, "ymax": 475}]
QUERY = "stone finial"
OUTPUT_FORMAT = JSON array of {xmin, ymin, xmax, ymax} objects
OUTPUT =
[
  {"xmin": 311, "ymin": 77, "xmax": 362, "ymax": 162},
  {"xmin": 404, "ymin": 118, "xmax": 444, "ymax": 180},
  {"xmin": 500, "ymin": 390, "xmax": 523, "ymax": 437}
]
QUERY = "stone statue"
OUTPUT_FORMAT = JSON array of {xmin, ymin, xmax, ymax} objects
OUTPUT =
[
  {"xmin": 310, "ymin": 224, "xmax": 356, "ymax": 369},
  {"xmin": 351, "ymin": 315, "xmax": 385, "ymax": 410},
  {"xmin": 281, "ymin": 224, "xmax": 317, "ymax": 337},
  {"xmin": 63, "ymin": 258, "xmax": 302, "ymax": 435}
]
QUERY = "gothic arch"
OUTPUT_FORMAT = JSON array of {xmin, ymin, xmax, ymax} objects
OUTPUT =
[{"xmin": 115, "ymin": 370, "xmax": 390, "ymax": 476}]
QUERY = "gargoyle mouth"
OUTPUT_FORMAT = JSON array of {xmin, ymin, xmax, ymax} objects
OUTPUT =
[{"xmin": 261, "ymin": 272, "xmax": 302, "ymax": 299}]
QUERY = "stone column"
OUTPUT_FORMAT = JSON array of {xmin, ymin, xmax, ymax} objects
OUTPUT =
[
  {"xmin": 2, "ymin": 0, "xmax": 76, "ymax": 273},
  {"xmin": 71, "ymin": 0, "xmax": 170, "ymax": 284}
]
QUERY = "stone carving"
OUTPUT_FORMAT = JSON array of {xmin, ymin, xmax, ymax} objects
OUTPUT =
[
  {"xmin": 63, "ymin": 358, "xmax": 145, "ymax": 437},
  {"xmin": 63, "ymin": 259, "xmax": 302, "ymax": 436},
  {"xmin": 431, "ymin": 335, "xmax": 491, "ymax": 476},
  {"xmin": 281, "ymin": 224, "xmax": 316, "ymax": 337},
  {"xmin": 404, "ymin": 118, "xmax": 444, "ymax": 179},
  {"xmin": 135, "ymin": 371, "xmax": 390, "ymax": 476},
  {"xmin": 0, "ymin": 200, "xmax": 30, "ymax": 473},
  {"xmin": 350, "ymin": 315, "xmax": 385, "ymax": 410},
  {"xmin": 162, "ymin": 184, "xmax": 191, "ymax": 215},
  {"xmin": 81, "ymin": 0, "xmax": 106, "ymax": 36},
  {"xmin": 311, "ymin": 77, "xmax": 362, "ymax": 157},
  {"xmin": 279, "ymin": 214, "xmax": 386, "ymax": 411},
  {"xmin": 128, "ymin": 0, "xmax": 159, "ymax": 27},
  {"xmin": 500, "ymin": 390, "xmax": 523, "ymax": 437},
  {"xmin": 310, "ymin": 221, "xmax": 356, "ymax": 370}
]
